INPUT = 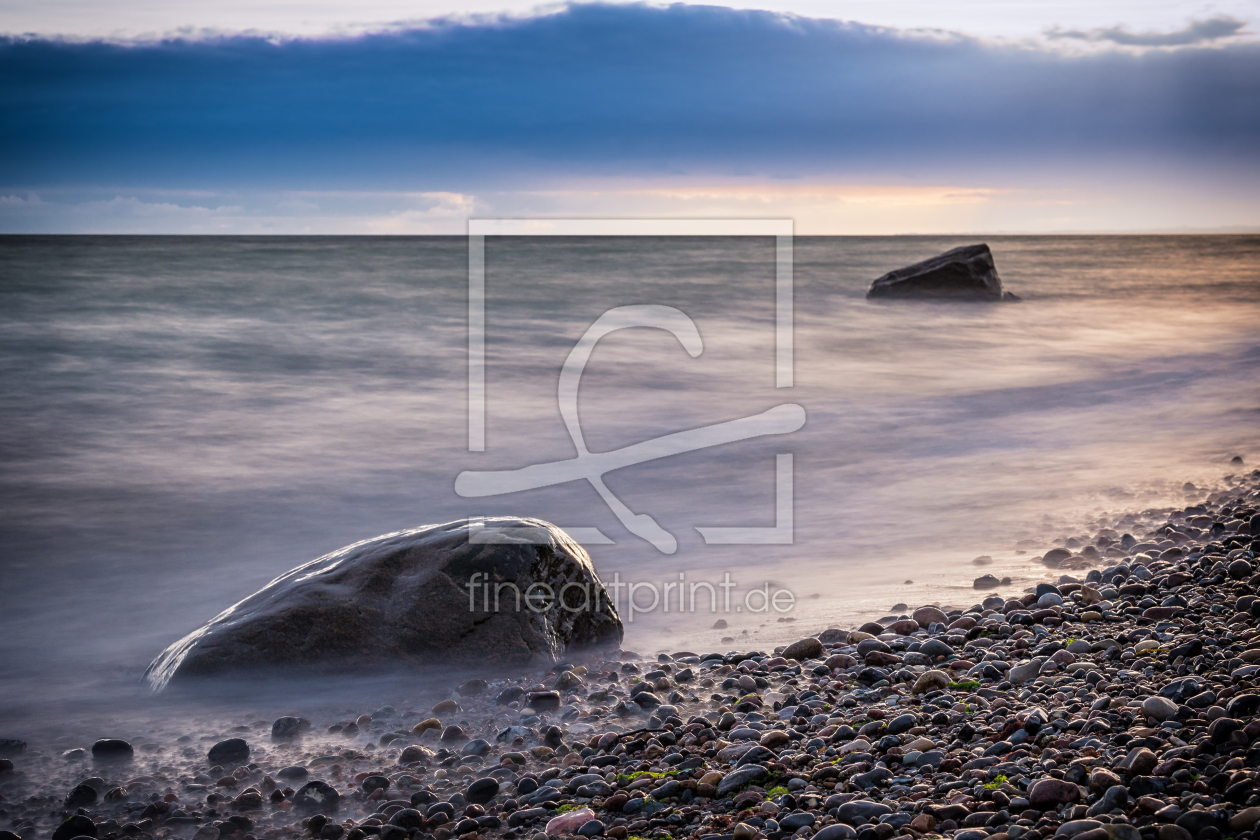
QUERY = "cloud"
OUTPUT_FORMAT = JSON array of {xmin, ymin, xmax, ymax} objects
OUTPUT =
[
  {"xmin": 1046, "ymin": 16, "xmax": 1247, "ymax": 48},
  {"xmin": 0, "ymin": 192, "xmax": 43, "ymax": 205},
  {"xmin": 576, "ymin": 183, "xmax": 1009, "ymax": 209},
  {"xmin": 0, "ymin": 188, "xmax": 488, "ymax": 233},
  {"xmin": 75, "ymin": 195, "xmax": 244, "ymax": 217},
  {"xmin": 0, "ymin": 193, "xmax": 251, "ymax": 232},
  {"xmin": 365, "ymin": 191, "xmax": 479, "ymax": 230},
  {"xmin": 0, "ymin": 3, "xmax": 1257, "ymax": 211}
]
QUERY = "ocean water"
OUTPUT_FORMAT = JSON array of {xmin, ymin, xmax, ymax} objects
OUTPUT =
[{"xmin": 1, "ymin": 234, "xmax": 1258, "ymax": 725}]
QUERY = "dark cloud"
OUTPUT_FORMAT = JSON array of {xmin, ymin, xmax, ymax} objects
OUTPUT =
[
  {"xmin": 0, "ymin": 3, "xmax": 1258, "ymax": 190},
  {"xmin": 1046, "ymin": 16, "xmax": 1247, "ymax": 47}
]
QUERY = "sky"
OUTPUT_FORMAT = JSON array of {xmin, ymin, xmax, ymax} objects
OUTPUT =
[{"xmin": 1, "ymin": 1, "xmax": 1259, "ymax": 233}]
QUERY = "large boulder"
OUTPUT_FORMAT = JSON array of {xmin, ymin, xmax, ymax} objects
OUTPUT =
[
  {"xmin": 866, "ymin": 244, "xmax": 1017, "ymax": 301},
  {"xmin": 145, "ymin": 518, "xmax": 622, "ymax": 690}
]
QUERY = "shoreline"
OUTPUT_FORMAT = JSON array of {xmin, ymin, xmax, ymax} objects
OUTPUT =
[{"xmin": 2, "ymin": 469, "xmax": 1259, "ymax": 840}]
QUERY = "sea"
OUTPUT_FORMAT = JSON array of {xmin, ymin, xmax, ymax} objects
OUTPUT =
[{"xmin": 1, "ymin": 234, "xmax": 1257, "ymax": 731}]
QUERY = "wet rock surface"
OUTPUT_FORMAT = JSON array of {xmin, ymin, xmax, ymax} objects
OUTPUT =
[
  {"xmin": 4, "ymin": 471, "xmax": 1259, "ymax": 840},
  {"xmin": 866, "ymin": 244, "xmax": 1017, "ymax": 302},
  {"xmin": 144, "ymin": 518, "xmax": 623, "ymax": 689}
]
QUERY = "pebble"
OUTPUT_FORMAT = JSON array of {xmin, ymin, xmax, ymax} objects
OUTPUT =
[
  {"xmin": 293, "ymin": 780, "xmax": 339, "ymax": 812},
  {"xmin": 1057, "ymin": 820, "xmax": 1104, "ymax": 837},
  {"xmin": 912, "ymin": 606, "xmax": 948, "ymax": 626},
  {"xmin": 459, "ymin": 678, "xmax": 489, "ymax": 696},
  {"xmin": 1142, "ymin": 695, "xmax": 1179, "ymax": 721},
  {"xmin": 271, "ymin": 716, "xmax": 307, "ymax": 740},
  {"xmin": 51, "ymin": 815, "xmax": 96, "ymax": 840},
  {"xmin": 1231, "ymin": 807, "xmax": 1260, "ymax": 831},
  {"xmin": 207, "ymin": 738, "xmax": 250, "ymax": 764},
  {"xmin": 89, "ymin": 738, "xmax": 132, "ymax": 760},
  {"xmin": 717, "ymin": 764, "xmax": 767, "ymax": 797},
  {"xmin": 781, "ymin": 637, "xmax": 823, "ymax": 660},
  {"xmin": 544, "ymin": 807, "xmax": 593, "ymax": 835},
  {"xmin": 1030, "ymin": 778, "xmax": 1081, "ymax": 809},
  {"xmin": 466, "ymin": 777, "xmax": 499, "ymax": 804},
  {"xmin": 64, "ymin": 783, "xmax": 97, "ymax": 808},
  {"xmin": 1009, "ymin": 660, "xmax": 1041, "ymax": 684}
]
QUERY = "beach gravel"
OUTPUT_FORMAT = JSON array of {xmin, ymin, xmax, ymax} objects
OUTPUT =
[{"xmin": 3, "ymin": 469, "xmax": 1260, "ymax": 840}]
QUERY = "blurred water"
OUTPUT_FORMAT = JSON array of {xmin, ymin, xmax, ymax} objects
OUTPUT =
[{"xmin": 0, "ymin": 234, "xmax": 1257, "ymax": 723}]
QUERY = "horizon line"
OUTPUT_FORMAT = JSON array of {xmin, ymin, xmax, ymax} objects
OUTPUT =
[{"xmin": 3, "ymin": 229, "xmax": 1259, "ymax": 237}]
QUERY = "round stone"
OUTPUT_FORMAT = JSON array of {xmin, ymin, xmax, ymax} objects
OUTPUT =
[
  {"xmin": 293, "ymin": 781, "xmax": 340, "ymax": 812},
  {"xmin": 466, "ymin": 777, "xmax": 499, "ymax": 805},
  {"xmin": 207, "ymin": 738, "xmax": 249, "ymax": 764},
  {"xmin": 782, "ymin": 638, "xmax": 824, "ymax": 660},
  {"xmin": 90, "ymin": 739, "xmax": 133, "ymax": 760}
]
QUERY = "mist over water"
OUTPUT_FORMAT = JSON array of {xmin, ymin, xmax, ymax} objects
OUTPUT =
[{"xmin": 1, "ymin": 234, "xmax": 1257, "ymax": 731}]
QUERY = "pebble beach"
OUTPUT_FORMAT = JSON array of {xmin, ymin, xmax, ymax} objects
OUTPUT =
[{"xmin": 3, "ymin": 468, "xmax": 1260, "ymax": 840}]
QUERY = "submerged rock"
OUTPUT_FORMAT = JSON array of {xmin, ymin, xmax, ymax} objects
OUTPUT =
[
  {"xmin": 208, "ymin": 738, "xmax": 250, "ymax": 764},
  {"xmin": 867, "ymin": 243, "xmax": 1017, "ymax": 301},
  {"xmin": 293, "ymin": 780, "xmax": 340, "ymax": 812},
  {"xmin": 145, "ymin": 518, "xmax": 622, "ymax": 689},
  {"xmin": 64, "ymin": 783, "xmax": 98, "ymax": 808},
  {"xmin": 973, "ymin": 573, "xmax": 1002, "ymax": 590},
  {"xmin": 271, "ymin": 716, "xmax": 308, "ymax": 741},
  {"xmin": 90, "ymin": 739, "xmax": 133, "ymax": 760},
  {"xmin": 52, "ymin": 815, "xmax": 96, "ymax": 840}
]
